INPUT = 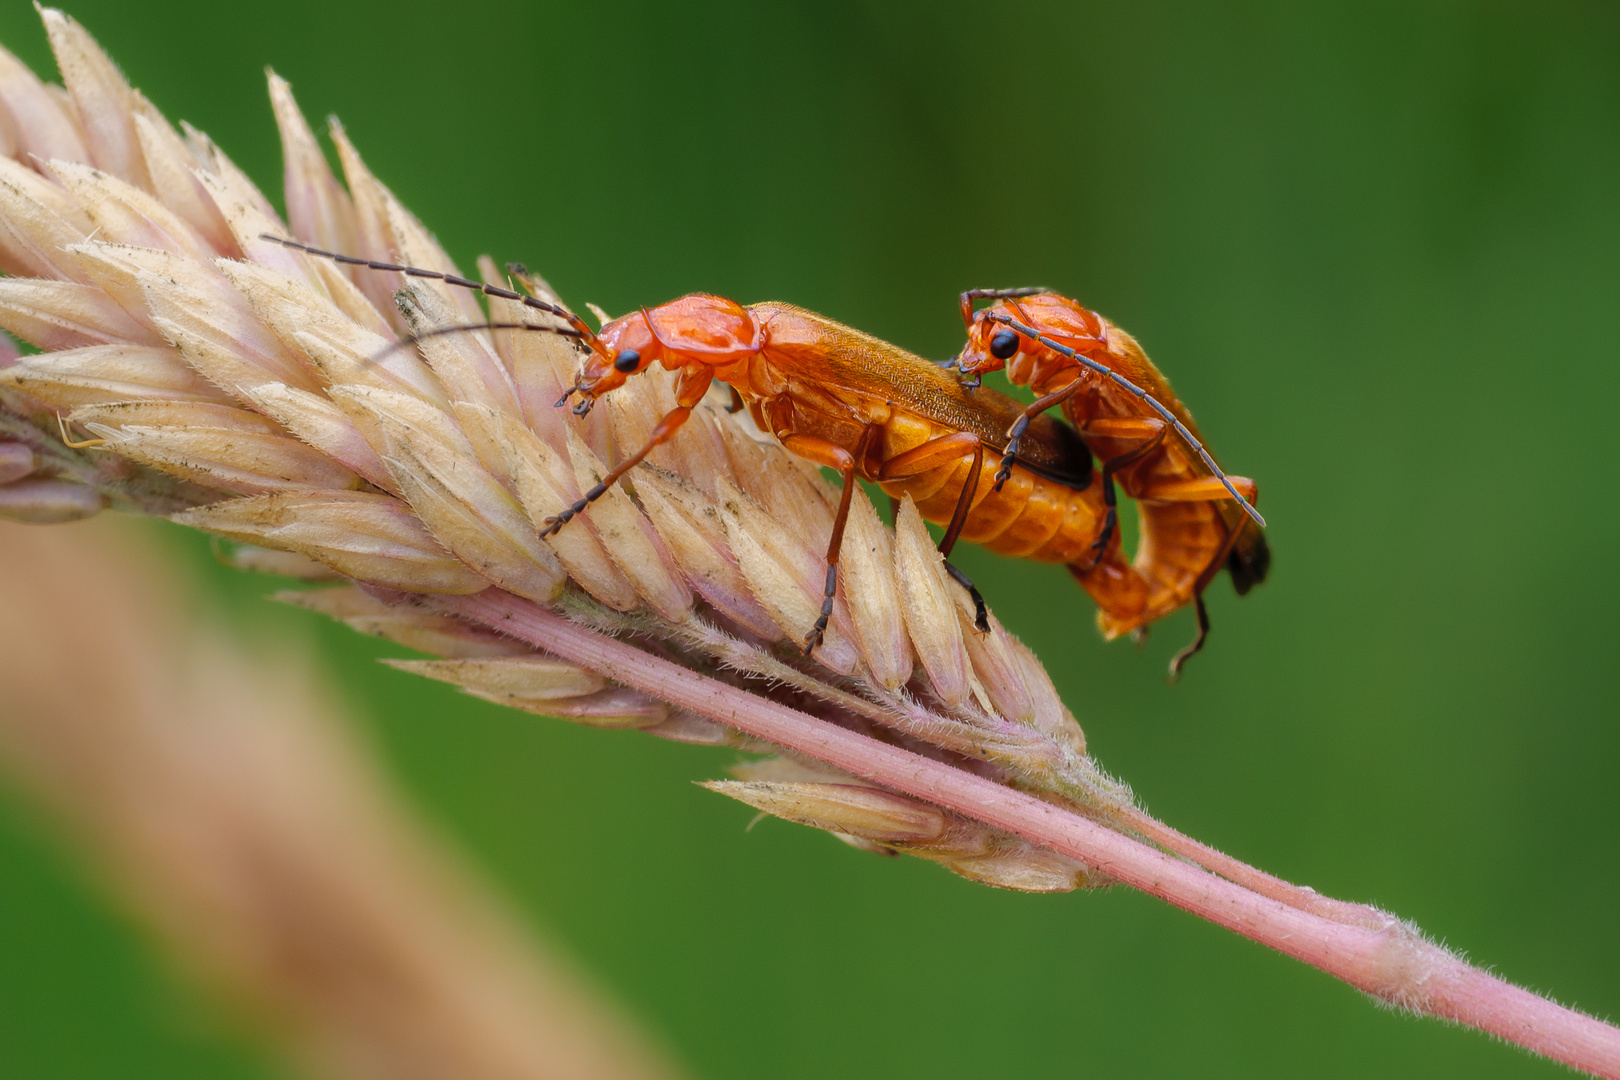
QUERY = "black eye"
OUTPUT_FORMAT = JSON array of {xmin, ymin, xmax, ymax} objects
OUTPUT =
[
  {"xmin": 613, "ymin": 349, "xmax": 641, "ymax": 373},
  {"xmin": 989, "ymin": 330, "xmax": 1020, "ymax": 360}
]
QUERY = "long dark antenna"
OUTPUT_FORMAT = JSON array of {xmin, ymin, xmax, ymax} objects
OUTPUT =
[
  {"xmin": 983, "ymin": 311, "xmax": 1266, "ymax": 529},
  {"xmin": 364, "ymin": 320, "xmax": 588, "ymax": 367},
  {"xmin": 259, "ymin": 234, "xmax": 600, "ymax": 344}
]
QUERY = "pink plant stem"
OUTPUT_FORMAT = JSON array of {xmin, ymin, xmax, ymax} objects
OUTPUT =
[
  {"xmin": 1111, "ymin": 804, "xmax": 1392, "ymax": 929},
  {"xmin": 443, "ymin": 591, "xmax": 1620, "ymax": 1079}
]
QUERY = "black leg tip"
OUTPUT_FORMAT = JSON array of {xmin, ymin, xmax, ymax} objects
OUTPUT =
[
  {"xmin": 1166, "ymin": 648, "xmax": 1196, "ymax": 684},
  {"xmin": 539, "ymin": 510, "xmax": 577, "ymax": 538},
  {"xmin": 1085, "ymin": 535, "xmax": 1110, "ymax": 565}
]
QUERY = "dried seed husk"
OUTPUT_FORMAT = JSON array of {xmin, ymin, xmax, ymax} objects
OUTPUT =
[
  {"xmin": 175, "ymin": 490, "xmax": 489, "ymax": 593},
  {"xmin": 563, "ymin": 428, "xmax": 691, "ymax": 623},
  {"xmin": 41, "ymin": 9, "xmax": 150, "ymax": 191},
  {"xmin": 243, "ymin": 382, "xmax": 391, "ymax": 490},
  {"xmin": 0, "ymin": 276, "xmax": 162, "ymax": 349},
  {"xmin": 716, "ymin": 476, "xmax": 859, "ymax": 674},
  {"xmin": 0, "ymin": 343, "xmax": 218, "ymax": 407},
  {"xmin": 892, "ymin": 494, "xmax": 969, "ymax": 707},
  {"xmin": 73, "ymin": 399, "xmax": 362, "ymax": 494}
]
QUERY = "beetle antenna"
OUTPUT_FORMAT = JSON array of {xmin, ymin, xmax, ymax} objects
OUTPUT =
[
  {"xmin": 262, "ymin": 234, "xmax": 605, "ymax": 391},
  {"xmin": 962, "ymin": 287, "xmax": 1053, "ymax": 303},
  {"xmin": 983, "ymin": 312, "xmax": 1267, "ymax": 529},
  {"xmin": 259, "ymin": 234, "xmax": 601, "ymax": 345},
  {"xmin": 367, "ymin": 321, "xmax": 587, "ymax": 366}
]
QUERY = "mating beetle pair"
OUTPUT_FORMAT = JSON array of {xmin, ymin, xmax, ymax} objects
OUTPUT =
[{"xmin": 267, "ymin": 235, "xmax": 1267, "ymax": 677}]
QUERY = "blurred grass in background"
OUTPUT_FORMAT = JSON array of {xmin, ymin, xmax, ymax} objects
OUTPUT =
[{"xmin": 1, "ymin": 2, "xmax": 1617, "ymax": 1076}]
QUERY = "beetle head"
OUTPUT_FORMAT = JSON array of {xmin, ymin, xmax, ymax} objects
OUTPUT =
[{"xmin": 559, "ymin": 312, "xmax": 658, "ymax": 412}]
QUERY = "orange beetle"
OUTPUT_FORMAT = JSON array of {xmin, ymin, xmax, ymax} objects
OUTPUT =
[{"xmin": 954, "ymin": 288, "xmax": 1269, "ymax": 675}]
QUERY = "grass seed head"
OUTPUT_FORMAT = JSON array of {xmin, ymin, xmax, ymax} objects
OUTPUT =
[{"xmin": 0, "ymin": 6, "xmax": 1113, "ymax": 889}]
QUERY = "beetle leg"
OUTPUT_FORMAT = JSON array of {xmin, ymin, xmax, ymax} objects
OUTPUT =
[
  {"xmin": 745, "ymin": 398, "xmax": 770, "ymax": 434},
  {"xmin": 1109, "ymin": 473, "xmax": 1259, "ymax": 679},
  {"xmin": 877, "ymin": 431, "xmax": 982, "ymax": 485},
  {"xmin": 539, "ymin": 406, "xmax": 694, "ymax": 536},
  {"xmin": 1151, "ymin": 480, "xmax": 1260, "ymax": 682},
  {"xmin": 877, "ymin": 432, "xmax": 991, "ymax": 631},
  {"xmin": 1135, "ymin": 474, "xmax": 1258, "ymax": 503},
  {"xmin": 995, "ymin": 380, "xmax": 1083, "ymax": 490},
  {"xmin": 1131, "ymin": 473, "xmax": 1260, "ymax": 591},
  {"xmin": 943, "ymin": 560, "xmax": 989, "ymax": 634},
  {"xmin": 540, "ymin": 366, "xmax": 713, "ymax": 537},
  {"xmin": 959, "ymin": 286, "xmax": 1052, "ymax": 326},
  {"xmin": 935, "ymin": 439, "xmax": 983, "ymax": 560},
  {"xmin": 937, "ymin": 442, "xmax": 991, "ymax": 632},
  {"xmin": 1168, "ymin": 595, "xmax": 1210, "ymax": 683},
  {"xmin": 779, "ymin": 428, "xmax": 876, "ymax": 653},
  {"xmin": 1079, "ymin": 417, "xmax": 1167, "ymax": 564}
]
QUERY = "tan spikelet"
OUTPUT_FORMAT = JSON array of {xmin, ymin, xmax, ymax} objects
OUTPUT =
[
  {"xmin": 892, "ymin": 494, "xmax": 970, "ymax": 706},
  {"xmin": 0, "ymin": 343, "xmax": 216, "ymax": 406},
  {"xmin": 131, "ymin": 111, "xmax": 238, "ymax": 255},
  {"xmin": 563, "ymin": 427, "xmax": 692, "ymax": 623},
  {"xmin": 73, "ymin": 399, "xmax": 363, "ymax": 494},
  {"xmin": 0, "ymin": 155, "xmax": 94, "ymax": 280},
  {"xmin": 268, "ymin": 72, "xmax": 354, "ymax": 257},
  {"xmin": 40, "ymin": 9, "xmax": 150, "ymax": 190},
  {"xmin": 0, "ymin": 38, "xmax": 88, "ymax": 164},
  {"xmin": 175, "ymin": 491, "xmax": 489, "ymax": 594},
  {"xmin": 0, "ymin": 275, "xmax": 160, "ymax": 348}
]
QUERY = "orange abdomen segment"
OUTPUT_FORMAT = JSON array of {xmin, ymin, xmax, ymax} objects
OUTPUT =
[
  {"xmin": 1068, "ymin": 500, "xmax": 1231, "ymax": 639},
  {"xmin": 1072, "ymin": 402, "xmax": 1257, "ymax": 636},
  {"xmin": 1125, "ymin": 498, "xmax": 1232, "ymax": 633},
  {"xmin": 878, "ymin": 453, "xmax": 1107, "ymax": 565},
  {"xmin": 1070, "ymin": 551, "xmax": 1149, "ymax": 633},
  {"xmin": 873, "ymin": 411, "xmax": 1109, "ymax": 565}
]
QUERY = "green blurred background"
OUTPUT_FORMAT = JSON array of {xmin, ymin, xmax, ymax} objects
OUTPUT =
[{"xmin": 2, "ymin": 1, "xmax": 1617, "ymax": 1076}]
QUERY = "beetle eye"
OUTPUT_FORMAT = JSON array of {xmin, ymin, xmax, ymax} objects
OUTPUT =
[
  {"xmin": 989, "ymin": 329, "xmax": 1020, "ymax": 360},
  {"xmin": 613, "ymin": 349, "xmax": 641, "ymax": 373}
]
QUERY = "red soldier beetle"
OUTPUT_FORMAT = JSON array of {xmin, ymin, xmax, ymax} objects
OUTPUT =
[{"xmin": 954, "ymin": 288, "xmax": 1269, "ymax": 676}]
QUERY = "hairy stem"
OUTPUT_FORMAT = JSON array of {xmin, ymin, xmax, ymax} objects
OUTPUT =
[
  {"xmin": 1110, "ymin": 805, "xmax": 1392, "ymax": 929},
  {"xmin": 441, "ymin": 590, "xmax": 1620, "ymax": 1080}
]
